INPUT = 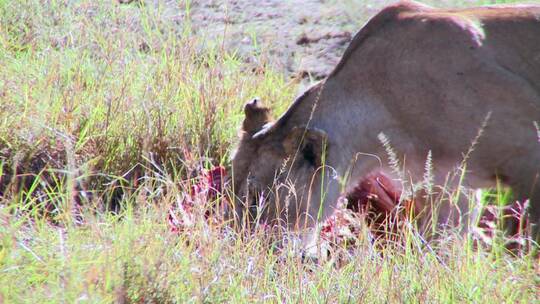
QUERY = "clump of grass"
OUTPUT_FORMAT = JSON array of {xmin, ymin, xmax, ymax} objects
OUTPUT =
[
  {"xmin": 0, "ymin": 0, "xmax": 538, "ymax": 303},
  {"xmin": 0, "ymin": 0, "xmax": 294, "ymax": 206},
  {"xmin": 1, "ymin": 173, "xmax": 538, "ymax": 303}
]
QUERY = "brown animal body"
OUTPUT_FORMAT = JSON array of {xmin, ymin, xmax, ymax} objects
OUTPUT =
[{"xmin": 231, "ymin": 1, "xmax": 540, "ymax": 248}]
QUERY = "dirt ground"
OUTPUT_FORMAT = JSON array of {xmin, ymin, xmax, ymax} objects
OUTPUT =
[{"xmin": 185, "ymin": 0, "xmax": 395, "ymax": 80}]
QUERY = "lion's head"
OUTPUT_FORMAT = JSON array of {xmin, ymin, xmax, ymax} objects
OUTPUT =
[{"xmin": 230, "ymin": 98, "xmax": 332, "ymax": 229}]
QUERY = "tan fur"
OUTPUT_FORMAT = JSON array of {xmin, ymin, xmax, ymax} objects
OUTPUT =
[{"xmin": 231, "ymin": 1, "xmax": 540, "ymax": 246}]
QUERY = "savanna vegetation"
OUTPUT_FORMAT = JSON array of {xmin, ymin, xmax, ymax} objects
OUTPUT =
[{"xmin": 0, "ymin": 0, "xmax": 538, "ymax": 303}]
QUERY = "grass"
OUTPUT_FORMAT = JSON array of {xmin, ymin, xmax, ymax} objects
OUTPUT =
[
  {"xmin": 0, "ymin": 0, "xmax": 538, "ymax": 303},
  {"xmin": 1, "ymin": 203, "xmax": 538, "ymax": 303}
]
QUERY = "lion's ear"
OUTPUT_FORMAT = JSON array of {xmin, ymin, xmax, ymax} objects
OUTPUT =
[
  {"xmin": 283, "ymin": 126, "xmax": 328, "ymax": 168},
  {"xmin": 242, "ymin": 98, "xmax": 273, "ymax": 135}
]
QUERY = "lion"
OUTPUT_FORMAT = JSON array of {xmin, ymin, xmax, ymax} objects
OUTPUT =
[{"xmin": 229, "ymin": 1, "xmax": 540, "ymax": 250}]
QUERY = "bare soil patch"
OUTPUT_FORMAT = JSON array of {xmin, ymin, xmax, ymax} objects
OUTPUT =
[{"xmin": 186, "ymin": 0, "xmax": 393, "ymax": 79}]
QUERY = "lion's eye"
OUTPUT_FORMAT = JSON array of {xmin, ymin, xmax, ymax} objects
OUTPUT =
[{"xmin": 301, "ymin": 143, "xmax": 317, "ymax": 167}]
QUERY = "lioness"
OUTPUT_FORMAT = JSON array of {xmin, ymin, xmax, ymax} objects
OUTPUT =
[{"xmin": 230, "ymin": 1, "xmax": 540, "ymax": 249}]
